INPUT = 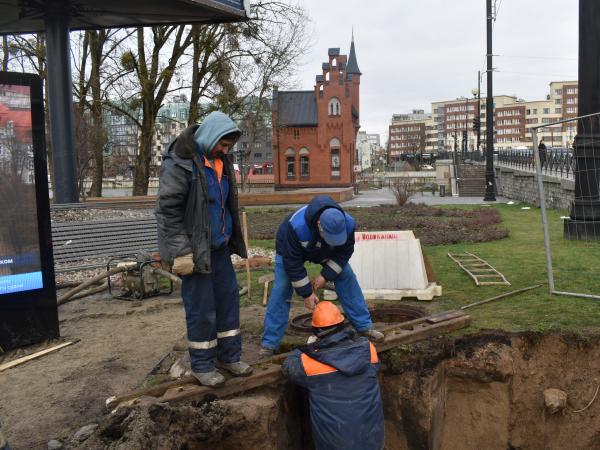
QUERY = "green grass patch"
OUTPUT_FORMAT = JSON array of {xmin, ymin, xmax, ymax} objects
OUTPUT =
[
  {"xmin": 239, "ymin": 201, "xmax": 600, "ymax": 335},
  {"xmin": 422, "ymin": 202, "xmax": 600, "ymax": 334}
]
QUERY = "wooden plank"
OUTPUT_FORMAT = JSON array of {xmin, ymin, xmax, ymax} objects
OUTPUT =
[
  {"xmin": 156, "ymin": 365, "xmax": 286, "ymax": 407},
  {"xmin": 426, "ymin": 310, "xmax": 468, "ymax": 324},
  {"xmin": 106, "ymin": 311, "xmax": 472, "ymax": 410},
  {"xmin": 0, "ymin": 340, "xmax": 80, "ymax": 373},
  {"xmin": 374, "ymin": 315, "xmax": 471, "ymax": 353}
]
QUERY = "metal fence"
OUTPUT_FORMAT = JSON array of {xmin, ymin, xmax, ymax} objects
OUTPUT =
[
  {"xmin": 499, "ymin": 149, "xmax": 576, "ymax": 179},
  {"xmin": 535, "ymin": 112, "xmax": 600, "ymax": 300}
]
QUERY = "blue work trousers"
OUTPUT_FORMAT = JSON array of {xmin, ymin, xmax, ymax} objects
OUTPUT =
[
  {"xmin": 262, "ymin": 254, "xmax": 373, "ymax": 350},
  {"xmin": 181, "ymin": 245, "xmax": 241, "ymax": 373}
]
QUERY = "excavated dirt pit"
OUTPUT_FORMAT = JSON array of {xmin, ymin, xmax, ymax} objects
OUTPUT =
[{"xmin": 76, "ymin": 331, "xmax": 600, "ymax": 450}]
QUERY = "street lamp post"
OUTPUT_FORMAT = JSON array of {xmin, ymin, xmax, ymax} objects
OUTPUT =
[
  {"xmin": 484, "ymin": 0, "xmax": 496, "ymax": 201},
  {"xmin": 472, "ymin": 74, "xmax": 481, "ymax": 156}
]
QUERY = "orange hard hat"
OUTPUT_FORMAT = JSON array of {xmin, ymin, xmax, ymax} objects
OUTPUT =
[{"xmin": 311, "ymin": 301, "xmax": 344, "ymax": 328}]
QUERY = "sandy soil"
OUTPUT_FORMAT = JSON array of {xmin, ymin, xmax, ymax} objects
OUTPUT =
[{"xmin": 0, "ymin": 287, "xmax": 311, "ymax": 450}]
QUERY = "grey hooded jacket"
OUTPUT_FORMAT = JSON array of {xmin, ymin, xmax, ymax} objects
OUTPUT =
[{"xmin": 155, "ymin": 113, "xmax": 247, "ymax": 273}]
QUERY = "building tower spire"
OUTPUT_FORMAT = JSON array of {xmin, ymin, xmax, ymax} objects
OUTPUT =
[{"xmin": 346, "ymin": 31, "xmax": 361, "ymax": 75}]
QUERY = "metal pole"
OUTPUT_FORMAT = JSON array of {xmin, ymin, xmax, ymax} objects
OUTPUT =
[
  {"xmin": 477, "ymin": 71, "xmax": 481, "ymax": 153},
  {"xmin": 464, "ymin": 97, "xmax": 469, "ymax": 159},
  {"xmin": 45, "ymin": 6, "xmax": 79, "ymax": 204},
  {"xmin": 533, "ymin": 128, "xmax": 554, "ymax": 293},
  {"xmin": 564, "ymin": 0, "xmax": 600, "ymax": 239},
  {"xmin": 484, "ymin": 0, "xmax": 496, "ymax": 201}
]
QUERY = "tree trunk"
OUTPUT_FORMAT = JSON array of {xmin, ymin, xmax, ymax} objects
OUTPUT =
[
  {"xmin": 2, "ymin": 35, "xmax": 7, "ymax": 71},
  {"xmin": 133, "ymin": 110, "xmax": 155, "ymax": 196},
  {"xmin": 89, "ymin": 31, "xmax": 105, "ymax": 198}
]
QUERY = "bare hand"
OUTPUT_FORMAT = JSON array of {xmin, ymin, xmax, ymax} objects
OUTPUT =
[
  {"xmin": 303, "ymin": 293, "xmax": 319, "ymax": 310},
  {"xmin": 311, "ymin": 275, "xmax": 326, "ymax": 292}
]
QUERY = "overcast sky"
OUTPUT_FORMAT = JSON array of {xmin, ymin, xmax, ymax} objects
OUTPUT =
[{"xmin": 294, "ymin": 0, "xmax": 579, "ymax": 145}]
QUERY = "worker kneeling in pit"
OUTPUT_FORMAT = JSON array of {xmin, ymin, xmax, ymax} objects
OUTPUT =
[
  {"xmin": 259, "ymin": 195, "xmax": 384, "ymax": 359},
  {"xmin": 156, "ymin": 112, "xmax": 252, "ymax": 387},
  {"xmin": 283, "ymin": 301, "xmax": 385, "ymax": 450}
]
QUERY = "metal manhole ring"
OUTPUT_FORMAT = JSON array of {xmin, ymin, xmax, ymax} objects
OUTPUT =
[{"xmin": 285, "ymin": 305, "xmax": 426, "ymax": 336}]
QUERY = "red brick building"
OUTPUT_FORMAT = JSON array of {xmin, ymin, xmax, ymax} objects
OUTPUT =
[{"xmin": 272, "ymin": 38, "xmax": 361, "ymax": 190}]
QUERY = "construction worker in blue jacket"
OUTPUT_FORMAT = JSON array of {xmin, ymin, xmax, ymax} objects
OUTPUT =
[
  {"xmin": 259, "ymin": 195, "xmax": 384, "ymax": 359},
  {"xmin": 282, "ymin": 301, "xmax": 385, "ymax": 450}
]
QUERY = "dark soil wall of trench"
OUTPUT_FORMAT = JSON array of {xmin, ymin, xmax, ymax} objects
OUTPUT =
[{"xmin": 82, "ymin": 331, "xmax": 600, "ymax": 450}]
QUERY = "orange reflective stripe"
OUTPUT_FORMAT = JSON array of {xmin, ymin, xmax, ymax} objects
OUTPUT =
[
  {"xmin": 369, "ymin": 343, "xmax": 378, "ymax": 363},
  {"xmin": 301, "ymin": 353, "xmax": 337, "ymax": 376}
]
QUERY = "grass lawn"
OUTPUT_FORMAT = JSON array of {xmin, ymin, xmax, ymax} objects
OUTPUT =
[{"xmin": 238, "ymin": 202, "xmax": 600, "ymax": 334}]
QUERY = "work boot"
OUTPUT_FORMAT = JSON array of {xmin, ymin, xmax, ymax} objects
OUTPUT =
[
  {"xmin": 215, "ymin": 360, "xmax": 253, "ymax": 377},
  {"xmin": 192, "ymin": 370, "xmax": 226, "ymax": 388},
  {"xmin": 361, "ymin": 327, "xmax": 385, "ymax": 343},
  {"xmin": 257, "ymin": 346, "xmax": 274, "ymax": 359}
]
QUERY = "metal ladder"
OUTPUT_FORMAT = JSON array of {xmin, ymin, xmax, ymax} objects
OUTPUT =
[{"xmin": 447, "ymin": 252, "xmax": 511, "ymax": 286}]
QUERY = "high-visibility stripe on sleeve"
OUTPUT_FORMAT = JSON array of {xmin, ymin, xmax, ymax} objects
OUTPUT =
[
  {"xmin": 301, "ymin": 353, "xmax": 338, "ymax": 376},
  {"xmin": 300, "ymin": 241, "xmax": 309, "ymax": 248},
  {"xmin": 188, "ymin": 339, "xmax": 217, "ymax": 350},
  {"xmin": 369, "ymin": 343, "xmax": 379, "ymax": 363},
  {"xmin": 326, "ymin": 260, "xmax": 343, "ymax": 274},
  {"xmin": 290, "ymin": 205, "xmax": 308, "ymax": 221},
  {"xmin": 291, "ymin": 276, "xmax": 310, "ymax": 288},
  {"xmin": 217, "ymin": 329, "xmax": 240, "ymax": 339}
]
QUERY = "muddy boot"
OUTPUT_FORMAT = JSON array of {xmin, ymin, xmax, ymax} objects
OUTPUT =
[
  {"xmin": 192, "ymin": 370, "xmax": 226, "ymax": 387},
  {"xmin": 257, "ymin": 346, "xmax": 274, "ymax": 359},
  {"xmin": 215, "ymin": 360, "xmax": 253, "ymax": 377},
  {"xmin": 361, "ymin": 328, "xmax": 385, "ymax": 343}
]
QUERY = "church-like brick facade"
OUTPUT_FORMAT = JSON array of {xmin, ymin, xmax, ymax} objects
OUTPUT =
[{"xmin": 273, "ymin": 38, "xmax": 361, "ymax": 190}]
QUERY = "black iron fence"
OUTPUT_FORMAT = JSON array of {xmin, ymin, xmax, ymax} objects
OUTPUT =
[{"xmin": 498, "ymin": 149, "xmax": 576, "ymax": 178}]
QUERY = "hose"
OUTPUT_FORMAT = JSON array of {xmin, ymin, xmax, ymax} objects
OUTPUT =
[
  {"xmin": 65, "ymin": 282, "xmax": 109, "ymax": 302},
  {"xmin": 152, "ymin": 268, "xmax": 182, "ymax": 284},
  {"xmin": 57, "ymin": 266, "xmax": 127, "ymax": 305}
]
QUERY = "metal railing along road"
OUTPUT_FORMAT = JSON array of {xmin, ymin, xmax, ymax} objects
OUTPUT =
[{"xmin": 498, "ymin": 149, "xmax": 576, "ymax": 179}]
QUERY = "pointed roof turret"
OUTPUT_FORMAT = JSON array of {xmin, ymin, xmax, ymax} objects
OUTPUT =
[{"xmin": 346, "ymin": 31, "xmax": 362, "ymax": 75}]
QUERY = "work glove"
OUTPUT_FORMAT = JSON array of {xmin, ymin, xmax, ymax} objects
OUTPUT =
[{"xmin": 172, "ymin": 253, "xmax": 195, "ymax": 276}]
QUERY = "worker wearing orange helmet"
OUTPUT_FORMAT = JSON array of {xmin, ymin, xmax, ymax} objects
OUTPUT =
[{"xmin": 282, "ymin": 302, "xmax": 385, "ymax": 450}]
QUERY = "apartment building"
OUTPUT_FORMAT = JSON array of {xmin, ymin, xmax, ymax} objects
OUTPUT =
[{"xmin": 389, "ymin": 80, "xmax": 579, "ymax": 160}]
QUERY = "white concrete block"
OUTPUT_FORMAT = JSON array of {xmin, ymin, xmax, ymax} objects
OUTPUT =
[{"xmin": 348, "ymin": 231, "xmax": 441, "ymax": 301}]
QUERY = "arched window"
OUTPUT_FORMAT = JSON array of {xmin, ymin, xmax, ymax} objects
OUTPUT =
[
  {"xmin": 319, "ymin": 84, "xmax": 323, "ymax": 98},
  {"xmin": 332, "ymin": 58, "xmax": 337, "ymax": 68},
  {"xmin": 329, "ymin": 137, "xmax": 341, "ymax": 147},
  {"xmin": 285, "ymin": 148, "xmax": 295, "ymax": 177},
  {"xmin": 328, "ymin": 97, "xmax": 340, "ymax": 117},
  {"xmin": 331, "ymin": 149, "xmax": 340, "ymax": 168},
  {"xmin": 325, "ymin": 72, "xmax": 329, "ymax": 85},
  {"xmin": 299, "ymin": 147, "xmax": 309, "ymax": 177}
]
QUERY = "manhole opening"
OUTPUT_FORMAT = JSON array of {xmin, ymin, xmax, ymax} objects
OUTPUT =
[{"xmin": 286, "ymin": 306, "xmax": 425, "ymax": 336}]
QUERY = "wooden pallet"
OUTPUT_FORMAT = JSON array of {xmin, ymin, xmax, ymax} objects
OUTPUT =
[
  {"xmin": 106, "ymin": 309, "xmax": 472, "ymax": 411},
  {"xmin": 447, "ymin": 252, "xmax": 511, "ymax": 286}
]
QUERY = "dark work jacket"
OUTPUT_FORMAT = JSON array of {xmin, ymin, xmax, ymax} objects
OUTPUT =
[
  {"xmin": 155, "ymin": 124, "xmax": 246, "ymax": 273},
  {"xmin": 282, "ymin": 330, "xmax": 385, "ymax": 450},
  {"xmin": 275, "ymin": 195, "xmax": 356, "ymax": 298}
]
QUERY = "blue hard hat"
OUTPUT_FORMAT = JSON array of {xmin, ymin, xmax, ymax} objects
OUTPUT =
[{"xmin": 319, "ymin": 209, "xmax": 347, "ymax": 246}]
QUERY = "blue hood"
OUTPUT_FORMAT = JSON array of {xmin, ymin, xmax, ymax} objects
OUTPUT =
[
  {"xmin": 297, "ymin": 330, "xmax": 372, "ymax": 377},
  {"xmin": 303, "ymin": 195, "xmax": 345, "ymax": 228},
  {"xmin": 193, "ymin": 111, "xmax": 241, "ymax": 158}
]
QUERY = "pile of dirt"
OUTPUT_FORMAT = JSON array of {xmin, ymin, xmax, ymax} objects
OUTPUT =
[
  {"xmin": 244, "ymin": 204, "xmax": 509, "ymax": 246},
  {"xmin": 81, "ymin": 396, "xmax": 279, "ymax": 450}
]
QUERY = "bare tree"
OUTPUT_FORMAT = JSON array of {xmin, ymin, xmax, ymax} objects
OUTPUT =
[
  {"xmin": 73, "ymin": 105, "xmax": 108, "ymax": 201},
  {"xmin": 389, "ymin": 178, "xmax": 414, "ymax": 206},
  {"xmin": 406, "ymin": 126, "xmax": 426, "ymax": 171},
  {"xmin": 72, "ymin": 29, "xmax": 133, "ymax": 197}
]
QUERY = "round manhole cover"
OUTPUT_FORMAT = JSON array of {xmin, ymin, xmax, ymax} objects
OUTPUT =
[{"xmin": 285, "ymin": 306, "xmax": 425, "ymax": 336}]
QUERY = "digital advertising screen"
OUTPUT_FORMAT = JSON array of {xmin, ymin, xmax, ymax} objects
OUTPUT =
[{"xmin": 0, "ymin": 72, "xmax": 58, "ymax": 349}]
